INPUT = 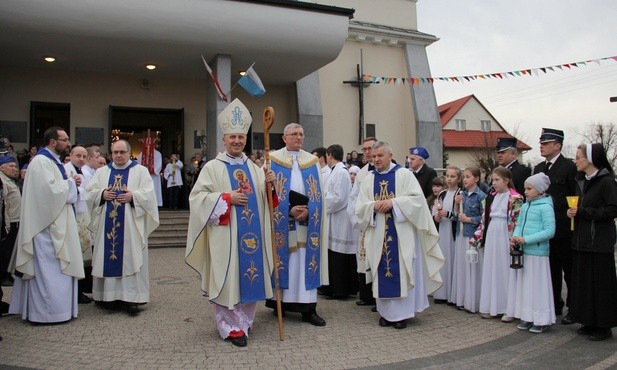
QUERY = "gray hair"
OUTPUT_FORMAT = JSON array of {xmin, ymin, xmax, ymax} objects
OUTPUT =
[
  {"xmin": 372, "ymin": 140, "xmax": 392, "ymax": 155},
  {"xmin": 283, "ymin": 123, "xmax": 303, "ymax": 135}
]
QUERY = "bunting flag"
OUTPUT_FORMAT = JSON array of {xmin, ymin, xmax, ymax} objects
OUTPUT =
[{"xmin": 363, "ymin": 55, "xmax": 617, "ymax": 85}]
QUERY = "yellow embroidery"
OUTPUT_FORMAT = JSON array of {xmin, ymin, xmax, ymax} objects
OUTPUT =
[
  {"xmin": 375, "ymin": 179, "xmax": 395, "ymax": 201},
  {"xmin": 382, "ymin": 213, "xmax": 394, "ymax": 277},
  {"xmin": 306, "ymin": 174, "xmax": 321, "ymax": 202},
  {"xmin": 311, "ymin": 208, "xmax": 319, "ymax": 227},
  {"xmin": 105, "ymin": 174, "xmax": 127, "ymax": 261},
  {"xmin": 244, "ymin": 260, "xmax": 259, "ymax": 284},
  {"xmin": 274, "ymin": 172, "xmax": 288, "ymax": 201},
  {"xmin": 308, "ymin": 254, "xmax": 318, "ymax": 272},
  {"xmin": 241, "ymin": 206, "xmax": 254, "ymax": 226}
]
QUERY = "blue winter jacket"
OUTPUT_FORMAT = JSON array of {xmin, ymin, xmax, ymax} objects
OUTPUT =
[{"xmin": 511, "ymin": 195, "xmax": 555, "ymax": 256}]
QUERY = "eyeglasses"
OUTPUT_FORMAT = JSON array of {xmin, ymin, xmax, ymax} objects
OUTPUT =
[
  {"xmin": 112, "ymin": 150, "xmax": 128, "ymax": 155},
  {"xmin": 285, "ymin": 132, "xmax": 304, "ymax": 137}
]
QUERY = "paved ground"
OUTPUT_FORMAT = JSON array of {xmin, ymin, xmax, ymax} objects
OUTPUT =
[{"xmin": 1, "ymin": 247, "xmax": 615, "ymax": 370}]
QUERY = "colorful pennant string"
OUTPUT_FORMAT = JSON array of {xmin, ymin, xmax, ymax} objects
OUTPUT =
[{"xmin": 363, "ymin": 56, "xmax": 617, "ymax": 85}]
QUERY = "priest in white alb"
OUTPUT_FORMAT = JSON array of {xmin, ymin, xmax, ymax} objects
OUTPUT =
[
  {"xmin": 10, "ymin": 127, "xmax": 84, "ymax": 323},
  {"xmin": 356, "ymin": 141, "xmax": 444, "ymax": 329},
  {"xmin": 86, "ymin": 139, "xmax": 159, "ymax": 316},
  {"xmin": 186, "ymin": 98, "xmax": 275, "ymax": 347}
]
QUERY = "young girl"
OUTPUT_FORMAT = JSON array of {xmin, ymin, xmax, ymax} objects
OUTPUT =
[
  {"xmin": 473, "ymin": 166, "xmax": 523, "ymax": 320},
  {"xmin": 509, "ymin": 173, "xmax": 556, "ymax": 333},
  {"xmin": 433, "ymin": 166, "xmax": 461, "ymax": 304},
  {"xmin": 450, "ymin": 167, "xmax": 486, "ymax": 312},
  {"xmin": 427, "ymin": 176, "xmax": 446, "ymax": 225}
]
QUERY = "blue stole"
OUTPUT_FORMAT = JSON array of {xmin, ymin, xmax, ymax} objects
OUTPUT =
[
  {"xmin": 223, "ymin": 161, "xmax": 266, "ymax": 303},
  {"xmin": 373, "ymin": 164, "xmax": 402, "ymax": 298},
  {"xmin": 270, "ymin": 158, "xmax": 323, "ymax": 290},
  {"xmin": 103, "ymin": 161, "xmax": 137, "ymax": 277},
  {"xmin": 35, "ymin": 148, "xmax": 67, "ymax": 179}
]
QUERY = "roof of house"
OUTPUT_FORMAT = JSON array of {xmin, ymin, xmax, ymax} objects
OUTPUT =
[
  {"xmin": 443, "ymin": 130, "xmax": 532, "ymax": 150},
  {"xmin": 439, "ymin": 94, "xmax": 532, "ymax": 151}
]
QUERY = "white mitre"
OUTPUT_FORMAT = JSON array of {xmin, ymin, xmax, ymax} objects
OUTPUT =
[{"xmin": 218, "ymin": 98, "xmax": 252, "ymax": 135}]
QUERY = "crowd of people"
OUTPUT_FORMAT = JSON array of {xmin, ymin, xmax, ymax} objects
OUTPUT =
[
  {"xmin": 1, "ymin": 111, "xmax": 616, "ymax": 346},
  {"xmin": 0, "ymin": 128, "xmax": 159, "ymax": 342},
  {"xmin": 429, "ymin": 129, "xmax": 617, "ymax": 341}
]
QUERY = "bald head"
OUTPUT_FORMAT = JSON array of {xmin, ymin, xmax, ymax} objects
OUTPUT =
[{"xmin": 69, "ymin": 145, "xmax": 88, "ymax": 168}]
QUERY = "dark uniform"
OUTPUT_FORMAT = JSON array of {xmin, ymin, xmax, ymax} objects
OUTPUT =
[
  {"xmin": 533, "ymin": 128, "xmax": 577, "ymax": 317},
  {"xmin": 496, "ymin": 138, "xmax": 530, "ymax": 198},
  {"xmin": 409, "ymin": 147, "xmax": 437, "ymax": 198}
]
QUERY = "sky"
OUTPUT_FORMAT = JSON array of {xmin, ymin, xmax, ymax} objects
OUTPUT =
[{"xmin": 416, "ymin": 0, "xmax": 617, "ymax": 161}]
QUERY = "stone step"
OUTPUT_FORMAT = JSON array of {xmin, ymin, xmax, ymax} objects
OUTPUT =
[{"xmin": 148, "ymin": 237, "xmax": 186, "ymax": 248}]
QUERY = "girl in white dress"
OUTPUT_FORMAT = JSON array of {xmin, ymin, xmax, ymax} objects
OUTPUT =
[
  {"xmin": 472, "ymin": 166, "xmax": 523, "ymax": 320},
  {"xmin": 433, "ymin": 166, "xmax": 461, "ymax": 305},
  {"xmin": 510, "ymin": 173, "xmax": 556, "ymax": 333},
  {"xmin": 452, "ymin": 167, "xmax": 486, "ymax": 313}
]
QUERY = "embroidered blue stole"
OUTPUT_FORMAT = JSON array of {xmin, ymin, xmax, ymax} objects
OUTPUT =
[
  {"xmin": 35, "ymin": 148, "xmax": 67, "ymax": 179},
  {"xmin": 373, "ymin": 165, "xmax": 402, "ymax": 298},
  {"xmin": 223, "ymin": 161, "xmax": 266, "ymax": 303},
  {"xmin": 103, "ymin": 161, "xmax": 137, "ymax": 277},
  {"xmin": 270, "ymin": 158, "xmax": 323, "ymax": 290}
]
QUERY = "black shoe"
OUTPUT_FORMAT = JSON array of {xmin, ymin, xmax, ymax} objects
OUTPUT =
[
  {"xmin": 561, "ymin": 314, "xmax": 574, "ymax": 325},
  {"xmin": 446, "ymin": 302, "xmax": 456, "ymax": 306},
  {"xmin": 577, "ymin": 325, "xmax": 594, "ymax": 335},
  {"xmin": 588, "ymin": 328, "xmax": 613, "ymax": 341},
  {"xmin": 393, "ymin": 320, "xmax": 407, "ymax": 329},
  {"xmin": 0, "ymin": 301, "xmax": 9, "ymax": 315},
  {"xmin": 371, "ymin": 306, "xmax": 377, "ymax": 312},
  {"xmin": 433, "ymin": 299, "xmax": 447, "ymax": 304},
  {"xmin": 78, "ymin": 293, "xmax": 92, "ymax": 304},
  {"xmin": 378, "ymin": 317, "xmax": 391, "ymax": 327},
  {"xmin": 228, "ymin": 334, "xmax": 247, "ymax": 347},
  {"xmin": 126, "ymin": 304, "xmax": 140, "ymax": 316},
  {"xmin": 1, "ymin": 278, "xmax": 13, "ymax": 287},
  {"xmin": 356, "ymin": 300, "xmax": 374, "ymax": 306},
  {"xmin": 302, "ymin": 312, "xmax": 326, "ymax": 326}
]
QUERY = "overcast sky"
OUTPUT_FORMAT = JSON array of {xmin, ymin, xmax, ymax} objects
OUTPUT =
[{"xmin": 416, "ymin": 0, "xmax": 617, "ymax": 160}]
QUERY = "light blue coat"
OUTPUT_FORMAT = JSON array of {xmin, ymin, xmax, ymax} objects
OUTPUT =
[{"xmin": 512, "ymin": 195, "xmax": 555, "ymax": 256}]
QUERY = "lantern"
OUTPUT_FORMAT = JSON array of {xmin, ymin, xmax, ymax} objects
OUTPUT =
[
  {"xmin": 510, "ymin": 244, "xmax": 524, "ymax": 269},
  {"xmin": 466, "ymin": 241, "xmax": 479, "ymax": 264}
]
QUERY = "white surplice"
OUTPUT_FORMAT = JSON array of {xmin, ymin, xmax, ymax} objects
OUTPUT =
[{"xmin": 9, "ymin": 149, "xmax": 83, "ymax": 323}]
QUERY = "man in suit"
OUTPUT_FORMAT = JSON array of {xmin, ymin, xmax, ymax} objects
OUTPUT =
[
  {"xmin": 496, "ymin": 138, "xmax": 530, "ymax": 197},
  {"xmin": 408, "ymin": 147, "xmax": 437, "ymax": 199},
  {"xmin": 533, "ymin": 128, "xmax": 577, "ymax": 323}
]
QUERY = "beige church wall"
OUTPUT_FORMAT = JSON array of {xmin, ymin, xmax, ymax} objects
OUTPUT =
[
  {"xmin": 443, "ymin": 99, "xmax": 501, "ymax": 131},
  {"xmin": 320, "ymin": 0, "xmax": 418, "ymax": 30},
  {"xmin": 319, "ymin": 41, "xmax": 415, "ymax": 163},
  {"xmin": 0, "ymin": 65, "xmax": 296, "ymax": 160},
  {"xmin": 232, "ymin": 85, "xmax": 298, "ymax": 138}
]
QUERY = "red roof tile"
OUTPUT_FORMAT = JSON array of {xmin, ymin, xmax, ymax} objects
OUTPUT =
[
  {"xmin": 439, "ymin": 95, "xmax": 473, "ymax": 127},
  {"xmin": 443, "ymin": 130, "xmax": 532, "ymax": 151}
]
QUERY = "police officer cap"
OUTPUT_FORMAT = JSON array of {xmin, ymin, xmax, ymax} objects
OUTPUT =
[
  {"xmin": 496, "ymin": 137, "xmax": 517, "ymax": 153},
  {"xmin": 539, "ymin": 128, "xmax": 564, "ymax": 143}
]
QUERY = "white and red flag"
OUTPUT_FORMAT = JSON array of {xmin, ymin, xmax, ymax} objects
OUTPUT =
[{"xmin": 201, "ymin": 55, "xmax": 228, "ymax": 102}]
